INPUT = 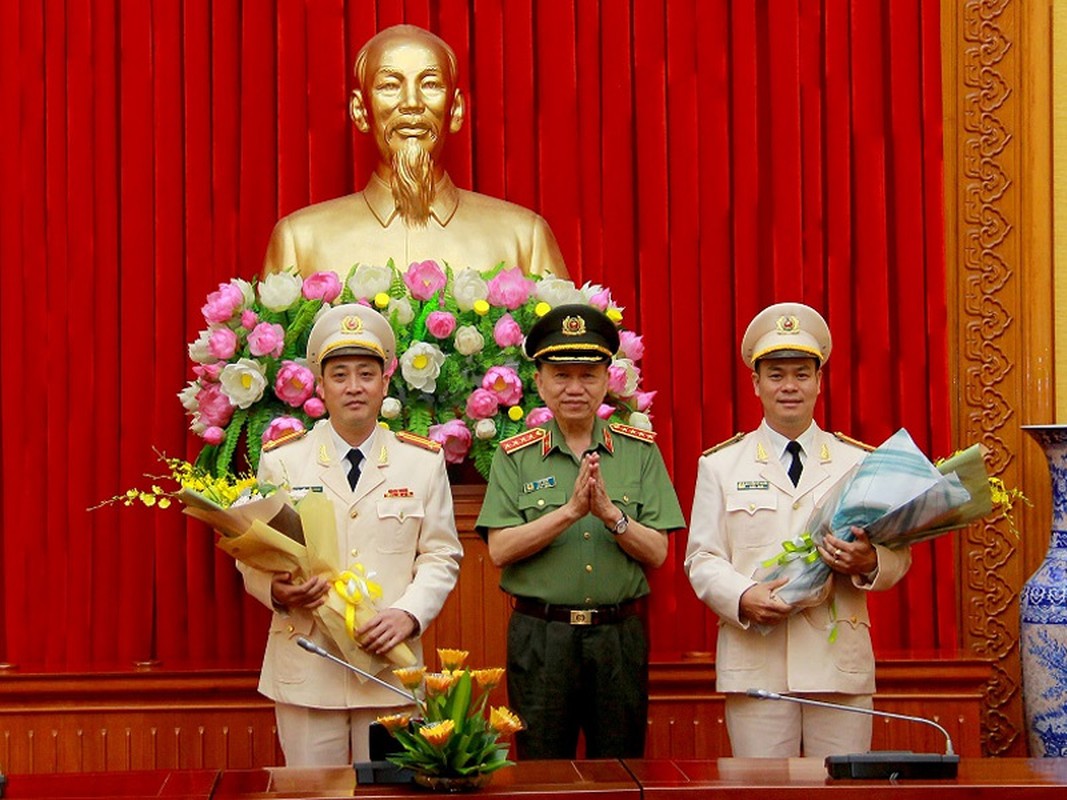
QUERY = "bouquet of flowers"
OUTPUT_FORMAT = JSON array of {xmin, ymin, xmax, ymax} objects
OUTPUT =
[
  {"xmin": 94, "ymin": 456, "xmax": 416, "ymax": 671},
  {"xmin": 377, "ymin": 648, "xmax": 522, "ymax": 787},
  {"xmin": 752, "ymin": 428, "xmax": 1025, "ymax": 634},
  {"xmin": 182, "ymin": 262, "xmax": 655, "ymax": 479}
]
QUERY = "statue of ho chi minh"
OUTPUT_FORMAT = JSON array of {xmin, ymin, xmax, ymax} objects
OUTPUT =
[{"xmin": 263, "ymin": 24, "xmax": 568, "ymax": 279}]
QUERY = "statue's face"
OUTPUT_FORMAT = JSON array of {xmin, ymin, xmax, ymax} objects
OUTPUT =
[{"xmin": 362, "ymin": 38, "xmax": 455, "ymax": 163}]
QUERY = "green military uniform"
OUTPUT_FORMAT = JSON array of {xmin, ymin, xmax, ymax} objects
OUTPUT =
[{"xmin": 477, "ymin": 414, "xmax": 685, "ymax": 759}]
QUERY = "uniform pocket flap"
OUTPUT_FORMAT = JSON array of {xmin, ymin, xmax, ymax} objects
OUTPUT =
[
  {"xmin": 376, "ymin": 497, "xmax": 425, "ymax": 522},
  {"xmin": 726, "ymin": 491, "xmax": 778, "ymax": 515}
]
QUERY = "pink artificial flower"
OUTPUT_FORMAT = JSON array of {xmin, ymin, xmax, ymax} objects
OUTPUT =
[
  {"xmin": 301, "ymin": 271, "xmax": 342, "ymax": 302},
  {"xmin": 196, "ymin": 382, "xmax": 235, "ymax": 428},
  {"xmin": 618, "ymin": 331, "xmax": 645, "ymax": 361},
  {"xmin": 303, "ymin": 397, "xmax": 326, "ymax": 418},
  {"xmin": 241, "ymin": 309, "xmax": 259, "ymax": 330},
  {"xmin": 403, "ymin": 260, "xmax": 447, "ymax": 301},
  {"xmin": 207, "ymin": 327, "xmax": 239, "ymax": 360},
  {"xmin": 597, "ymin": 403, "xmax": 616, "ymax": 420},
  {"xmin": 493, "ymin": 313, "xmax": 524, "ymax": 348},
  {"xmin": 426, "ymin": 310, "xmax": 457, "ymax": 339},
  {"xmin": 588, "ymin": 287, "xmax": 613, "ymax": 311},
  {"xmin": 635, "ymin": 390, "xmax": 656, "ymax": 412},
  {"xmin": 262, "ymin": 416, "xmax": 306, "ymax": 445},
  {"xmin": 465, "ymin": 388, "xmax": 500, "ymax": 420},
  {"xmin": 193, "ymin": 363, "xmax": 223, "ymax": 381},
  {"xmin": 486, "ymin": 267, "xmax": 534, "ymax": 309},
  {"xmin": 482, "ymin": 366, "xmax": 523, "ymax": 406},
  {"xmin": 274, "ymin": 360, "xmax": 315, "ymax": 407},
  {"xmin": 247, "ymin": 322, "xmax": 285, "ymax": 358},
  {"xmin": 202, "ymin": 282, "xmax": 245, "ymax": 325},
  {"xmin": 525, "ymin": 406, "xmax": 554, "ymax": 428},
  {"xmin": 428, "ymin": 418, "xmax": 473, "ymax": 464},
  {"xmin": 203, "ymin": 426, "xmax": 226, "ymax": 445},
  {"xmin": 608, "ymin": 365, "xmax": 628, "ymax": 396}
]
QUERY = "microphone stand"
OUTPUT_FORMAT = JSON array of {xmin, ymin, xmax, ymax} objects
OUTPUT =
[
  {"xmin": 295, "ymin": 636, "xmax": 417, "ymax": 702},
  {"xmin": 746, "ymin": 688, "xmax": 960, "ymax": 779}
]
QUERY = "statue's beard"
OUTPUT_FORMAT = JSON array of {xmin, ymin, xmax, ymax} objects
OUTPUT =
[{"xmin": 390, "ymin": 137, "xmax": 436, "ymax": 227}]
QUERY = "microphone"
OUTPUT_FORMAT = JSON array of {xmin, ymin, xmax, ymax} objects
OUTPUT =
[
  {"xmin": 296, "ymin": 636, "xmax": 416, "ymax": 703},
  {"xmin": 745, "ymin": 688, "xmax": 960, "ymax": 779}
]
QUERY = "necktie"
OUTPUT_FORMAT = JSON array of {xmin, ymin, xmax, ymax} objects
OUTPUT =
[
  {"xmin": 347, "ymin": 448, "xmax": 364, "ymax": 491},
  {"xmin": 786, "ymin": 440, "xmax": 803, "ymax": 487}
]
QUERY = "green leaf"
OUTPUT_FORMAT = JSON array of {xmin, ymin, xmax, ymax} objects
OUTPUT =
[{"xmin": 215, "ymin": 408, "xmax": 248, "ymax": 477}]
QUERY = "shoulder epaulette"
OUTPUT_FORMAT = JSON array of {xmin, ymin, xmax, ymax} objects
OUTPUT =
[
  {"xmin": 500, "ymin": 427, "xmax": 547, "ymax": 455},
  {"xmin": 834, "ymin": 432, "xmax": 876, "ymax": 452},
  {"xmin": 396, "ymin": 430, "xmax": 442, "ymax": 453},
  {"xmin": 262, "ymin": 428, "xmax": 308, "ymax": 452},
  {"xmin": 702, "ymin": 432, "xmax": 746, "ymax": 457},
  {"xmin": 609, "ymin": 423, "xmax": 656, "ymax": 444}
]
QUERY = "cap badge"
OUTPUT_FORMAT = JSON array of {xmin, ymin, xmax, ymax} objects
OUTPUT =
[
  {"xmin": 775, "ymin": 314, "xmax": 800, "ymax": 335},
  {"xmin": 341, "ymin": 315, "xmax": 364, "ymax": 334},
  {"xmin": 561, "ymin": 315, "xmax": 586, "ymax": 336}
]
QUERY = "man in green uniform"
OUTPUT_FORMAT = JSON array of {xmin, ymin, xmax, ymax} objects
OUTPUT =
[{"xmin": 476, "ymin": 304, "xmax": 685, "ymax": 759}]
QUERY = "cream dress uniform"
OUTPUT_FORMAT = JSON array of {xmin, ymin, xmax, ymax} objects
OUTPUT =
[{"xmin": 244, "ymin": 420, "xmax": 462, "ymax": 710}]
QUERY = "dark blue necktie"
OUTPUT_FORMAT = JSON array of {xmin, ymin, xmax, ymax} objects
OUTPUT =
[
  {"xmin": 347, "ymin": 448, "xmax": 364, "ymax": 491},
  {"xmin": 786, "ymin": 440, "xmax": 803, "ymax": 487}
]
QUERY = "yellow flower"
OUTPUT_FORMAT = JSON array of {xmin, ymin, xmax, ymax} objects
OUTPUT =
[
  {"xmin": 374, "ymin": 292, "xmax": 390, "ymax": 309},
  {"xmin": 490, "ymin": 706, "xmax": 524, "ymax": 736},
  {"xmin": 507, "ymin": 406, "xmax": 524, "ymax": 422},
  {"xmin": 473, "ymin": 299, "xmax": 490, "ymax": 316},
  {"xmin": 534, "ymin": 301, "xmax": 551, "ymax": 317},
  {"xmin": 606, "ymin": 307, "xmax": 623, "ymax": 324},
  {"xmin": 393, "ymin": 666, "xmax": 426, "ymax": 690},
  {"xmin": 419, "ymin": 719, "xmax": 455, "ymax": 748},
  {"xmin": 472, "ymin": 668, "xmax": 505, "ymax": 691},
  {"xmin": 423, "ymin": 672, "xmax": 455, "ymax": 696},
  {"xmin": 376, "ymin": 713, "xmax": 411, "ymax": 733},
  {"xmin": 437, "ymin": 648, "xmax": 469, "ymax": 670}
]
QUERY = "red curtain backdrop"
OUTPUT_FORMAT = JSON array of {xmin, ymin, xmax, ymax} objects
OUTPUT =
[{"xmin": 0, "ymin": 0, "xmax": 951, "ymax": 670}]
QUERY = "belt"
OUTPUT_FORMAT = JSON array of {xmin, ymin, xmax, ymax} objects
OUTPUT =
[{"xmin": 512, "ymin": 597, "xmax": 645, "ymax": 626}]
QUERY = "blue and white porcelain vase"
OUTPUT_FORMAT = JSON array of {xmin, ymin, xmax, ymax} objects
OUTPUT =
[{"xmin": 1020, "ymin": 424, "xmax": 1067, "ymax": 757}]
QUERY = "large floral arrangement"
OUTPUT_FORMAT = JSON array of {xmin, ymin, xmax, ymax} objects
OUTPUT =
[{"xmin": 182, "ymin": 261, "xmax": 655, "ymax": 478}]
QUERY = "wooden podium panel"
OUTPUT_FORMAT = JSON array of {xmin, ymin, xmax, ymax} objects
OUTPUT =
[
  {"xmin": 625, "ymin": 758, "xmax": 1067, "ymax": 798},
  {"xmin": 0, "ymin": 768, "xmax": 218, "ymax": 798},
  {"xmin": 211, "ymin": 760, "xmax": 638, "ymax": 799}
]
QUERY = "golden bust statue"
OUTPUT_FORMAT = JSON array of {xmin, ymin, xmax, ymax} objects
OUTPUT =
[{"xmin": 263, "ymin": 24, "xmax": 568, "ymax": 278}]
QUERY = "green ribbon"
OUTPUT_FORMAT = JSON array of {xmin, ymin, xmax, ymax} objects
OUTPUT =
[{"xmin": 761, "ymin": 533, "xmax": 821, "ymax": 568}]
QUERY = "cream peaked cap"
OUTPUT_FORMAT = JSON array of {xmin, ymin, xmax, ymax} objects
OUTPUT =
[
  {"xmin": 741, "ymin": 302, "xmax": 831, "ymax": 369},
  {"xmin": 306, "ymin": 304, "xmax": 396, "ymax": 377}
]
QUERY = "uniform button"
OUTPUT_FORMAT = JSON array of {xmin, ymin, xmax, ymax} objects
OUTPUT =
[
  {"xmin": 350, "ymin": 548, "xmax": 359, "ymax": 558},
  {"xmin": 537, "ymin": 499, "xmax": 545, "ymax": 507},
  {"xmin": 749, "ymin": 503, "xmax": 756, "ymax": 511},
  {"xmin": 583, "ymin": 531, "xmax": 591, "ymax": 540},
  {"xmin": 623, "ymin": 495, "xmax": 630, "ymax": 503},
  {"xmin": 585, "ymin": 564, "xmax": 593, "ymax": 573},
  {"xmin": 850, "ymin": 615, "xmax": 858, "ymax": 624},
  {"xmin": 350, "ymin": 509, "xmax": 359, "ymax": 519},
  {"xmin": 585, "ymin": 596, "xmax": 593, "ymax": 604},
  {"xmin": 792, "ymin": 501, "xmax": 800, "ymax": 510},
  {"xmin": 286, "ymin": 625, "xmax": 294, "ymax": 633}
]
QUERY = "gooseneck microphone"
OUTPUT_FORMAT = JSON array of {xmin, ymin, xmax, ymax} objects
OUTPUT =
[
  {"xmin": 296, "ymin": 636, "xmax": 416, "ymax": 702},
  {"xmin": 746, "ymin": 688, "xmax": 960, "ymax": 779}
]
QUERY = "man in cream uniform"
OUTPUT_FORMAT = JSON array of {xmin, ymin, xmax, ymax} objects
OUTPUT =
[
  {"xmin": 685, "ymin": 302, "xmax": 911, "ymax": 759},
  {"xmin": 243, "ymin": 304, "xmax": 462, "ymax": 765}
]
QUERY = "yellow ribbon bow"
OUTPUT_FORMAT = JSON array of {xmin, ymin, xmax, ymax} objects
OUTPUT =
[{"xmin": 333, "ymin": 563, "xmax": 384, "ymax": 640}]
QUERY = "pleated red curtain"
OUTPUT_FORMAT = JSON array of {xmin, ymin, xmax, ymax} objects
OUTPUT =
[{"xmin": 0, "ymin": 0, "xmax": 951, "ymax": 670}]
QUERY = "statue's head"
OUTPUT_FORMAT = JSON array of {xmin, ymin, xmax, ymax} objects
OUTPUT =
[{"xmin": 350, "ymin": 26, "xmax": 465, "ymax": 185}]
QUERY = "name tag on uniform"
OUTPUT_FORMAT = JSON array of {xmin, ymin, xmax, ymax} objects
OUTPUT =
[
  {"xmin": 523, "ymin": 476, "xmax": 556, "ymax": 493},
  {"xmin": 385, "ymin": 488, "xmax": 414, "ymax": 498},
  {"xmin": 737, "ymin": 480, "xmax": 770, "ymax": 491},
  {"xmin": 290, "ymin": 486, "xmax": 324, "ymax": 501}
]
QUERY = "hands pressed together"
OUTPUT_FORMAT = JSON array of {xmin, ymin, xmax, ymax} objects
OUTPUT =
[{"xmin": 565, "ymin": 451, "xmax": 624, "ymax": 529}]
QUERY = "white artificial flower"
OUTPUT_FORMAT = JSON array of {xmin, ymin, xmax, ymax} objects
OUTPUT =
[
  {"xmin": 190, "ymin": 416, "xmax": 208, "ymax": 435},
  {"xmin": 534, "ymin": 276, "xmax": 584, "ymax": 307},
  {"xmin": 219, "ymin": 358, "xmax": 268, "ymax": 409},
  {"xmin": 258, "ymin": 271, "xmax": 302, "ymax": 311},
  {"xmin": 474, "ymin": 418, "xmax": 498, "ymax": 440},
  {"xmin": 452, "ymin": 270, "xmax": 490, "ymax": 312},
  {"xmin": 233, "ymin": 277, "xmax": 255, "ymax": 308},
  {"xmin": 347, "ymin": 264, "xmax": 393, "ymax": 300},
  {"xmin": 177, "ymin": 381, "xmax": 200, "ymax": 412},
  {"xmin": 628, "ymin": 411, "xmax": 653, "ymax": 431},
  {"xmin": 381, "ymin": 397, "xmax": 403, "ymax": 420},
  {"xmin": 400, "ymin": 342, "xmax": 446, "ymax": 392},
  {"xmin": 580, "ymin": 281, "xmax": 606, "ymax": 301},
  {"xmin": 388, "ymin": 296, "xmax": 415, "ymax": 325},
  {"xmin": 188, "ymin": 329, "xmax": 217, "ymax": 364},
  {"xmin": 453, "ymin": 325, "xmax": 485, "ymax": 356},
  {"xmin": 611, "ymin": 357, "xmax": 641, "ymax": 397}
]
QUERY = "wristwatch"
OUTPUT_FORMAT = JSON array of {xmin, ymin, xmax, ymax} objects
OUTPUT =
[{"xmin": 610, "ymin": 510, "xmax": 630, "ymax": 536}]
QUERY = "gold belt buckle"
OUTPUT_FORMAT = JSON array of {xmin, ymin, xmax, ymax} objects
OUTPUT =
[{"xmin": 569, "ymin": 609, "xmax": 594, "ymax": 625}]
